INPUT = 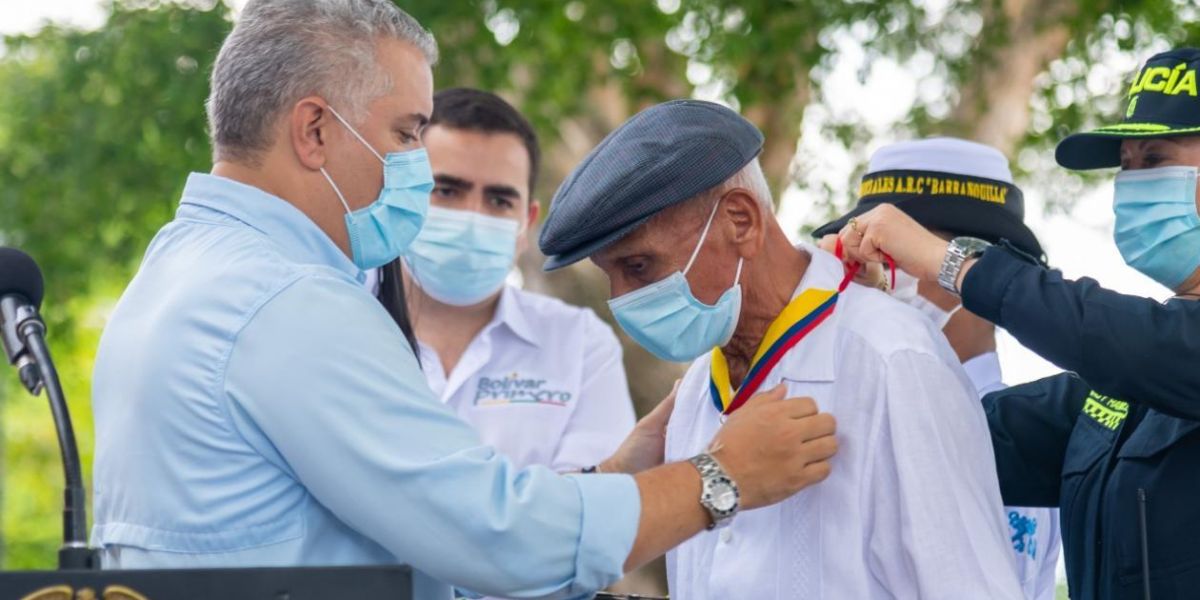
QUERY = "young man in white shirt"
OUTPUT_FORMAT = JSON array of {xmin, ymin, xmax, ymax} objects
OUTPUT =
[
  {"xmin": 539, "ymin": 100, "xmax": 1024, "ymax": 599},
  {"xmin": 815, "ymin": 137, "xmax": 1063, "ymax": 600},
  {"xmin": 373, "ymin": 88, "xmax": 635, "ymax": 471}
]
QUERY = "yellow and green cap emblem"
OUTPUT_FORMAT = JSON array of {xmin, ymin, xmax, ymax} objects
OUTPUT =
[{"xmin": 1056, "ymin": 48, "xmax": 1200, "ymax": 170}]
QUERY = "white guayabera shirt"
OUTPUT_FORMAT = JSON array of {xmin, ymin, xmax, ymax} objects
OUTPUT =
[{"xmin": 664, "ymin": 244, "xmax": 1024, "ymax": 600}]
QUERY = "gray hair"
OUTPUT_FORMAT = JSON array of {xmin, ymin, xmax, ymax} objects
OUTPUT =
[
  {"xmin": 649, "ymin": 158, "xmax": 774, "ymax": 235},
  {"xmin": 717, "ymin": 158, "xmax": 773, "ymax": 210},
  {"xmin": 206, "ymin": 0, "xmax": 438, "ymax": 164},
  {"xmin": 687, "ymin": 158, "xmax": 774, "ymax": 213}
]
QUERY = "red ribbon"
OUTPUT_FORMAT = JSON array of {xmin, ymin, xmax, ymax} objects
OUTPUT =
[{"xmin": 834, "ymin": 237, "xmax": 897, "ymax": 292}]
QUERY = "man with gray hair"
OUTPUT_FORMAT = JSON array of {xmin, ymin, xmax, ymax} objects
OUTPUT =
[
  {"xmin": 540, "ymin": 100, "xmax": 1025, "ymax": 599},
  {"xmin": 89, "ymin": 2, "xmax": 839, "ymax": 598}
]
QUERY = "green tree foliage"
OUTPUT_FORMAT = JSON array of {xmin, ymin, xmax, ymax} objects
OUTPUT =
[
  {"xmin": 0, "ymin": 1, "xmax": 230, "ymax": 332},
  {"xmin": 854, "ymin": 0, "xmax": 1200, "ymax": 208},
  {"xmin": 0, "ymin": 0, "xmax": 231, "ymax": 568},
  {"xmin": 407, "ymin": 0, "xmax": 926, "ymax": 191}
]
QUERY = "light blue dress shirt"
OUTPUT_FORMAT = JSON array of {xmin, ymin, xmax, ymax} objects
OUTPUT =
[{"xmin": 90, "ymin": 173, "xmax": 640, "ymax": 600}]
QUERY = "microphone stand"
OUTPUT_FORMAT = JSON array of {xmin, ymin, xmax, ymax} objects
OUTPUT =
[{"xmin": 17, "ymin": 316, "xmax": 98, "ymax": 570}]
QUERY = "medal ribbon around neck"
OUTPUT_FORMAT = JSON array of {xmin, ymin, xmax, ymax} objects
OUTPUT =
[{"xmin": 709, "ymin": 243, "xmax": 865, "ymax": 416}]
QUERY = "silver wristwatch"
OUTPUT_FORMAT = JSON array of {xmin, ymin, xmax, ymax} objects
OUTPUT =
[
  {"xmin": 689, "ymin": 453, "xmax": 739, "ymax": 529},
  {"xmin": 937, "ymin": 236, "xmax": 991, "ymax": 296}
]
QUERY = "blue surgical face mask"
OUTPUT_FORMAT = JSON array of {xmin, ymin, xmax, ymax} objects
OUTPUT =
[
  {"xmin": 1113, "ymin": 165, "xmax": 1200, "ymax": 290},
  {"xmin": 607, "ymin": 199, "xmax": 744, "ymax": 362},
  {"xmin": 404, "ymin": 206, "xmax": 520, "ymax": 306},
  {"xmin": 320, "ymin": 106, "xmax": 434, "ymax": 270}
]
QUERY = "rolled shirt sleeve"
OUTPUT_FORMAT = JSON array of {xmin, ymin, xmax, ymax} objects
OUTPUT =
[{"xmin": 222, "ymin": 274, "xmax": 640, "ymax": 598}]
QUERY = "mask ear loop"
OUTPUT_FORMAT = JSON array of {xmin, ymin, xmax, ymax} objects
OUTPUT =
[
  {"xmin": 683, "ymin": 198, "xmax": 745, "ymax": 288},
  {"xmin": 320, "ymin": 167, "xmax": 353, "ymax": 215},
  {"xmin": 326, "ymin": 105, "xmax": 385, "ymax": 164},
  {"xmin": 321, "ymin": 104, "xmax": 383, "ymax": 216},
  {"xmin": 683, "ymin": 198, "xmax": 725, "ymax": 275},
  {"xmin": 516, "ymin": 211, "xmax": 531, "ymax": 237}
]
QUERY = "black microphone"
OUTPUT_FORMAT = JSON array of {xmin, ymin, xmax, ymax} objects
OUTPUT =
[
  {"xmin": 0, "ymin": 247, "xmax": 46, "ymax": 395},
  {"xmin": 0, "ymin": 248, "xmax": 97, "ymax": 569}
]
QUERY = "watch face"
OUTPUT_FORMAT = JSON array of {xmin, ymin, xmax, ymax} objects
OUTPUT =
[
  {"xmin": 709, "ymin": 480, "xmax": 738, "ymax": 512},
  {"xmin": 958, "ymin": 236, "xmax": 991, "ymax": 256}
]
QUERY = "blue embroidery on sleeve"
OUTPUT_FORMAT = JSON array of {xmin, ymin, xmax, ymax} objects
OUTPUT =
[{"xmin": 1008, "ymin": 510, "xmax": 1039, "ymax": 560}]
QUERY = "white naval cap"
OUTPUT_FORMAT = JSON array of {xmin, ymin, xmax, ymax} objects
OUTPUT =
[
  {"xmin": 812, "ymin": 136, "xmax": 1045, "ymax": 261},
  {"xmin": 867, "ymin": 137, "xmax": 1014, "ymax": 184}
]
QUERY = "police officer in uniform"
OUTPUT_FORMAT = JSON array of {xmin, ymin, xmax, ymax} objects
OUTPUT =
[{"xmin": 836, "ymin": 48, "xmax": 1200, "ymax": 599}]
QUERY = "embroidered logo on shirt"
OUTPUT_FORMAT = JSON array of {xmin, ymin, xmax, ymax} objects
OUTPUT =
[
  {"xmin": 1008, "ymin": 510, "xmax": 1038, "ymax": 560},
  {"xmin": 1082, "ymin": 391, "xmax": 1129, "ymax": 430},
  {"xmin": 474, "ymin": 373, "xmax": 573, "ymax": 407}
]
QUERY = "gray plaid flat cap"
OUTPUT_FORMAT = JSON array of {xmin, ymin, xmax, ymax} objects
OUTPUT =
[{"xmin": 538, "ymin": 99, "xmax": 764, "ymax": 271}]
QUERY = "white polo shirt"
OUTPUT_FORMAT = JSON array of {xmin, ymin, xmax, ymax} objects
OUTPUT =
[
  {"xmin": 963, "ymin": 352, "xmax": 1063, "ymax": 600},
  {"xmin": 414, "ymin": 285, "xmax": 636, "ymax": 472},
  {"xmin": 664, "ymin": 245, "xmax": 1023, "ymax": 600}
]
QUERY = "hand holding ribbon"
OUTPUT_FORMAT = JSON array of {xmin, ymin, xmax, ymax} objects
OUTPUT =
[
  {"xmin": 834, "ymin": 204, "xmax": 951, "ymax": 283},
  {"xmin": 833, "ymin": 232, "xmax": 896, "ymax": 293}
]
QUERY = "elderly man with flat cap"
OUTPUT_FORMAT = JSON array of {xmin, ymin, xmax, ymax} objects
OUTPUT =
[
  {"xmin": 816, "ymin": 137, "xmax": 1062, "ymax": 600},
  {"xmin": 540, "ymin": 100, "xmax": 1023, "ymax": 599}
]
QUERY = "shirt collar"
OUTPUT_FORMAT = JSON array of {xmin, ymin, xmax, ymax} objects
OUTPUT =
[
  {"xmin": 413, "ymin": 286, "xmax": 539, "ymax": 375},
  {"xmin": 961, "ymin": 351, "xmax": 1003, "ymax": 392},
  {"xmin": 492, "ymin": 286, "xmax": 540, "ymax": 347},
  {"xmin": 794, "ymin": 241, "xmax": 847, "ymax": 295},
  {"xmin": 741, "ymin": 243, "xmax": 843, "ymax": 384},
  {"xmin": 178, "ymin": 173, "xmax": 363, "ymax": 282}
]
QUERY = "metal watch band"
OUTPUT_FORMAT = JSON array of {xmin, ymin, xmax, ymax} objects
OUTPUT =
[
  {"xmin": 689, "ymin": 453, "xmax": 724, "ymax": 479},
  {"xmin": 937, "ymin": 237, "xmax": 990, "ymax": 296},
  {"xmin": 689, "ymin": 453, "xmax": 739, "ymax": 529}
]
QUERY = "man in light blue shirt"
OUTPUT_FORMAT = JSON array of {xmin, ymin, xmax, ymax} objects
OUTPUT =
[{"xmin": 89, "ymin": 1, "xmax": 839, "ymax": 598}]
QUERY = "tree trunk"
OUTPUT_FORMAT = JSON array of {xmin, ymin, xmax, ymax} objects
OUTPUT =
[
  {"xmin": 945, "ymin": 0, "xmax": 1078, "ymax": 156},
  {"xmin": 744, "ymin": 80, "xmax": 810, "ymax": 199},
  {"xmin": 521, "ymin": 44, "xmax": 693, "ymax": 420}
]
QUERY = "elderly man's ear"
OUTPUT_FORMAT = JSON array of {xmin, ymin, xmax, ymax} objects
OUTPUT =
[{"xmin": 720, "ymin": 188, "xmax": 767, "ymax": 258}]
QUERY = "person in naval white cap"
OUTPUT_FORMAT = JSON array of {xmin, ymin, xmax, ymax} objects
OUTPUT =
[{"xmin": 817, "ymin": 137, "xmax": 1062, "ymax": 600}]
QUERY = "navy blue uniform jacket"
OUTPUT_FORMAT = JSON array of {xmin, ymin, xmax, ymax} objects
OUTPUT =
[{"xmin": 965, "ymin": 244, "xmax": 1200, "ymax": 600}]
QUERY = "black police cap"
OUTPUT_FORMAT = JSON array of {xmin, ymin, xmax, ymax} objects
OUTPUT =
[{"xmin": 1057, "ymin": 48, "xmax": 1200, "ymax": 170}]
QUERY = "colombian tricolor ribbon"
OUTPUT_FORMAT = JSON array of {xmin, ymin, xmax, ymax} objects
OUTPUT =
[
  {"xmin": 709, "ymin": 241, "xmax": 869, "ymax": 416},
  {"xmin": 709, "ymin": 288, "xmax": 839, "ymax": 415}
]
